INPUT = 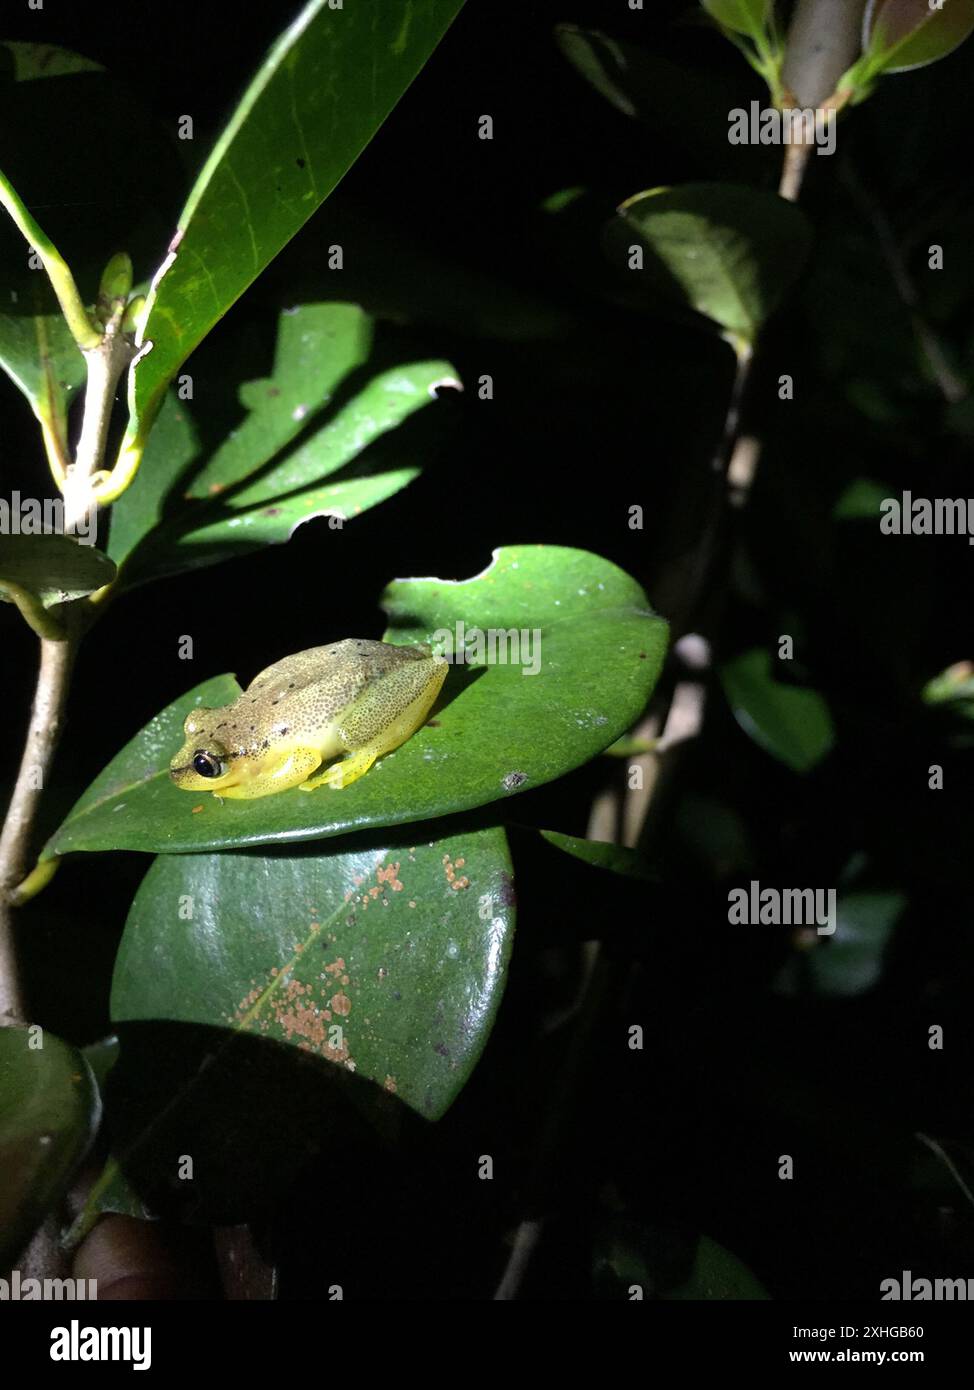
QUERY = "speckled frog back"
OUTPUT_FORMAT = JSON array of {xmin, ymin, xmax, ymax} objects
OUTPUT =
[{"xmin": 238, "ymin": 638, "xmax": 432, "ymax": 744}]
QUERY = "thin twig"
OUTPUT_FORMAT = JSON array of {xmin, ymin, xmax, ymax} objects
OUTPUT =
[
  {"xmin": 493, "ymin": 1220, "xmax": 544, "ymax": 1301},
  {"xmin": 0, "ymin": 635, "xmax": 75, "ymax": 1022},
  {"xmin": 65, "ymin": 319, "xmax": 136, "ymax": 534},
  {"xmin": 0, "ymin": 287, "xmax": 132, "ymax": 1023},
  {"xmin": 839, "ymin": 160, "xmax": 968, "ymax": 405},
  {"xmin": 916, "ymin": 1132, "xmax": 974, "ymax": 1214}
]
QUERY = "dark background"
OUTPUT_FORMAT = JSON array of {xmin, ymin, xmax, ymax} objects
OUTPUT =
[{"xmin": 2, "ymin": 0, "xmax": 973, "ymax": 1299}]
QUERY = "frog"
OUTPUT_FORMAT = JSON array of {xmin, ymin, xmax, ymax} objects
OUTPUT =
[{"xmin": 169, "ymin": 638, "xmax": 447, "ymax": 799}]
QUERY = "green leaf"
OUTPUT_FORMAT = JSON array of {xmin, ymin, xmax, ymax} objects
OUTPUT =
[
  {"xmin": 701, "ymin": 0, "xmax": 773, "ymax": 40},
  {"xmin": 120, "ymin": 0, "xmax": 464, "ymax": 480},
  {"xmin": 0, "ymin": 41, "xmax": 102, "ymax": 81},
  {"xmin": 720, "ymin": 647, "xmax": 835, "ymax": 773},
  {"xmin": 591, "ymin": 1217, "xmax": 654, "ymax": 1297},
  {"xmin": 45, "ymin": 671, "xmax": 239, "ymax": 852},
  {"xmin": 614, "ymin": 184, "xmax": 812, "ymax": 344},
  {"xmin": 833, "ymin": 477, "xmax": 893, "ymax": 521},
  {"xmin": 775, "ymin": 892, "xmax": 905, "ymax": 997},
  {"xmin": 106, "ymin": 390, "xmax": 201, "ymax": 573},
  {"xmin": 63, "ymin": 1039, "xmax": 157, "ymax": 1249},
  {"xmin": 45, "ymin": 547, "xmax": 668, "ymax": 857},
  {"xmin": 141, "ymin": 358, "xmax": 454, "ymax": 583},
  {"xmin": 0, "ymin": 1026, "xmax": 100, "ymax": 1266},
  {"xmin": 184, "ymin": 303, "xmax": 371, "ymax": 498},
  {"xmin": 0, "ymin": 42, "xmax": 186, "ymax": 306},
  {"xmin": 0, "ymin": 45, "xmax": 96, "ymax": 435},
  {"xmin": 109, "ymin": 305, "xmax": 456, "ymax": 588},
  {"xmin": 0, "ymin": 533, "xmax": 116, "ymax": 624},
  {"xmin": 111, "ymin": 827, "xmax": 514, "ymax": 1123},
  {"xmin": 0, "ymin": 274, "xmax": 85, "ymax": 445},
  {"xmin": 81, "ymin": 1035, "xmax": 120, "ymax": 1095},
  {"xmin": 665, "ymin": 1235, "xmax": 769, "ymax": 1299},
  {"xmin": 555, "ymin": 26, "xmax": 775, "ymax": 179},
  {"xmin": 539, "ymin": 830, "xmax": 656, "ymax": 881},
  {"xmin": 862, "ymin": 0, "xmax": 974, "ymax": 74},
  {"xmin": 923, "ymin": 661, "xmax": 974, "ymax": 707},
  {"xmin": 64, "ymin": 1160, "xmax": 155, "ymax": 1252}
]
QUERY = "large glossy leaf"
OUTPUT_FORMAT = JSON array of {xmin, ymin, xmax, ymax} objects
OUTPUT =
[
  {"xmin": 0, "ymin": 1025, "xmax": 100, "ymax": 1266},
  {"xmin": 613, "ymin": 184, "xmax": 812, "ymax": 345},
  {"xmin": 108, "ymin": 304, "xmax": 455, "ymax": 588},
  {"xmin": 185, "ymin": 303, "xmax": 371, "ymax": 500},
  {"xmin": 135, "ymin": 358, "xmax": 453, "ymax": 582},
  {"xmin": 46, "ymin": 670, "xmax": 239, "ymax": 850},
  {"xmin": 720, "ymin": 647, "xmax": 835, "ymax": 774},
  {"xmin": 109, "ymin": 304, "xmax": 371, "ymax": 574},
  {"xmin": 45, "ymin": 547, "xmax": 669, "ymax": 857},
  {"xmin": 107, "ymin": 828, "xmax": 513, "ymax": 1127},
  {"xmin": 120, "ymin": 0, "xmax": 465, "ymax": 479}
]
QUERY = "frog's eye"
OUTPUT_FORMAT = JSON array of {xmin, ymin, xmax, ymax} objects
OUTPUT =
[{"xmin": 193, "ymin": 751, "xmax": 224, "ymax": 779}]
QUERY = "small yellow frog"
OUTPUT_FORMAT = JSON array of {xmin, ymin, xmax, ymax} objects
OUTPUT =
[{"xmin": 170, "ymin": 639, "xmax": 447, "ymax": 799}]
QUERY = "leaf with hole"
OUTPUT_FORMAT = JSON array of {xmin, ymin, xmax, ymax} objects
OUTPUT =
[
  {"xmin": 108, "ymin": 304, "xmax": 456, "ymax": 588},
  {"xmin": 45, "ymin": 547, "xmax": 668, "ymax": 857}
]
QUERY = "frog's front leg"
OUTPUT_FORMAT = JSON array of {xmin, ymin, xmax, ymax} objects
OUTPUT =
[{"xmin": 219, "ymin": 747, "xmax": 322, "ymax": 799}]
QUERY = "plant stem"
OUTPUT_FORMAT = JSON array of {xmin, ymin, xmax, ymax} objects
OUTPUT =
[
  {"xmin": 0, "ymin": 296, "xmax": 132, "ymax": 1025},
  {"xmin": 65, "ymin": 320, "xmax": 135, "ymax": 534},
  {"xmin": 0, "ymin": 633, "xmax": 74, "ymax": 1023},
  {"xmin": 779, "ymin": 142, "xmax": 812, "ymax": 203}
]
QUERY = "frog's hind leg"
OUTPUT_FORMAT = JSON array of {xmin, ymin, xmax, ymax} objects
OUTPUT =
[
  {"xmin": 300, "ymin": 746, "xmax": 378, "ymax": 792},
  {"xmin": 300, "ymin": 658, "xmax": 446, "ymax": 792}
]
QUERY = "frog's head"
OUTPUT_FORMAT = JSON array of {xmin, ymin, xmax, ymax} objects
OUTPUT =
[{"xmin": 169, "ymin": 708, "xmax": 241, "ymax": 793}]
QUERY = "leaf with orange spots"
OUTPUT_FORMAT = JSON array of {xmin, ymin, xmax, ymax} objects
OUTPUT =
[{"xmin": 108, "ymin": 826, "xmax": 513, "ymax": 1141}]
